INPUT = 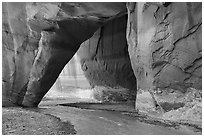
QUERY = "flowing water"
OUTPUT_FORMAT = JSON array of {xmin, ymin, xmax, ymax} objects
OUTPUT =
[{"xmin": 38, "ymin": 99, "xmax": 200, "ymax": 135}]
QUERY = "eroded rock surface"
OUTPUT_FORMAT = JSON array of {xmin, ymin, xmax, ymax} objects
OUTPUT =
[
  {"xmin": 2, "ymin": 2, "xmax": 127, "ymax": 107},
  {"xmin": 77, "ymin": 15, "xmax": 137, "ymax": 102},
  {"xmin": 136, "ymin": 87, "xmax": 202, "ymax": 128},
  {"xmin": 127, "ymin": 2, "xmax": 202, "ymax": 92},
  {"xmin": 2, "ymin": 2, "xmax": 202, "ymax": 108}
]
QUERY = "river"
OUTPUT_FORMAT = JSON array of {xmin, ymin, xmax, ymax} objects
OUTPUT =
[{"xmin": 38, "ymin": 99, "xmax": 199, "ymax": 135}]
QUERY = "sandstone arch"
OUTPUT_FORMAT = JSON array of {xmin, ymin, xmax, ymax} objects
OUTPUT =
[
  {"xmin": 2, "ymin": 2, "xmax": 202, "ymax": 108},
  {"xmin": 2, "ymin": 2, "xmax": 129, "ymax": 107}
]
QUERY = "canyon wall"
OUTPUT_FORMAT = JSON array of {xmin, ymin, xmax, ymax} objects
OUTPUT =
[
  {"xmin": 2, "ymin": 2, "xmax": 127, "ymax": 107},
  {"xmin": 48, "ymin": 15, "xmax": 137, "ymax": 102},
  {"xmin": 2, "ymin": 2, "xmax": 202, "ymax": 107},
  {"xmin": 77, "ymin": 15, "xmax": 137, "ymax": 101},
  {"xmin": 127, "ymin": 2, "xmax": 202, "ymax": 92}
]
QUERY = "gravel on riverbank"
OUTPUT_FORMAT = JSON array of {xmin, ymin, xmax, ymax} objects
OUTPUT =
[{"xmin": 2, "ymin": 107, "xmax": 76, "ymax": 135}]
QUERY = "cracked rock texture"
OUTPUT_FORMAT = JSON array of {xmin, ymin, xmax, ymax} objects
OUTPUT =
[
  {"xmin": 2, "ymin": 2, "xmax": 127, "ymax": 107},
  {"xmin": 127, "ymin": 2, "xmax": 202, "ymax": 92}
]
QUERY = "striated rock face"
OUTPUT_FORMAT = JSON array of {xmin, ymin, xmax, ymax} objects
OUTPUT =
[
  {"xmin": 127, "ymin": 2, "xmax": 202, "ymax": 92},
  {"xmin": 77, "ymin": 15, "xmax": 137, "ymax": 101},
  {"xmin": 2, "ymin": 2, "xmax": 127, "ymax": 107}
]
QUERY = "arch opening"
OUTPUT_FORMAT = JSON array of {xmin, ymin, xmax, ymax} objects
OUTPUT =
[{"xmin": 41, "ymin": 14, "xmax": 137, "ymax": 106}]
